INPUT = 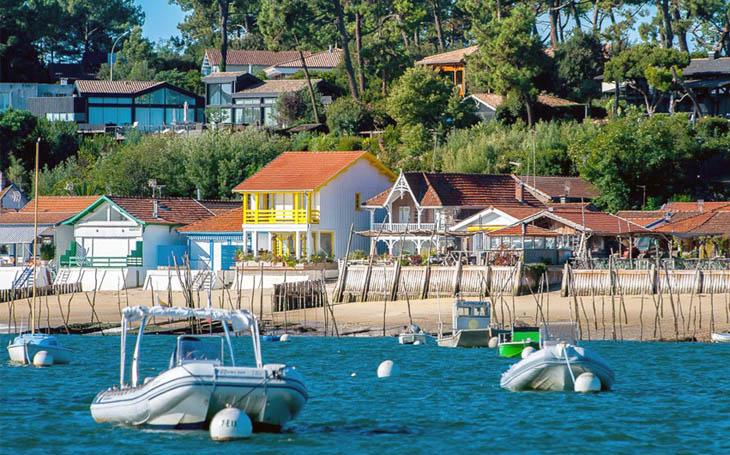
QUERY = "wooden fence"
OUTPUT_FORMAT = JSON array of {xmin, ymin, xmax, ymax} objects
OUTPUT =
[
  {"xmin": 562, "ymin": 263, "xmax": 730, "ymax": 296},
  {"xmin": 272, "ymin": 280, "xmax": 326, "ymax": 312},
  {"xmin": 0, "ymin": 283, "xmax": 83, "ymax": 303},
  {"xmin": 333, "ymin": 261, "xmax": 562, "ymax": 303}
]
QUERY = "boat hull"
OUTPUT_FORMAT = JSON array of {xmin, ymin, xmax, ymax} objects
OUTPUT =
[
  {"xmin": 438, "ymin": 329, "xmax": 497, "ymax": 348},
  {"xmin": 500, "ymin": 344, "xmax": 614, "ymax": 392},
  {"xmin": 711, "ymin": 333, "xmax": 730, "ymax": 343},
  {"xmin": 398, "ymin": 333, "xmax": 431, "ymax": 345},
  {"xmin": 7, "ymin": 335, "xmax": 72, "ymax": 364},
  {"xmin": 498, "ymin": 340, "xmax": 539, "ymax": 358},
  {"xmin": 90, "ymin": 363, "xmax": 307, "ymax": 432}
]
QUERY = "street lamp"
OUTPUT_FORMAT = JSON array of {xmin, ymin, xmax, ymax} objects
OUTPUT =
[{"xmin": 110, "ymin": 30, "xmax": 131, "ymax": 82}]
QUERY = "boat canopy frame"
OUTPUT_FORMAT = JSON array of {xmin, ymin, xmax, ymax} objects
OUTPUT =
[{"xmin": 119, "ymin": 306, "xmax": 262, "ymax": 388}]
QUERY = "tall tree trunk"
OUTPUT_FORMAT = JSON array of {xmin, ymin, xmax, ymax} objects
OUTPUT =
[
  {"xmin": 549, "ymin": 0, "xmax": 560, "ymax": 48},
  {"xmin": 355, "ymin": 12, "xmax": 366, "ymax": 95},
  {"xmin": 431, "ymin": 0, "xmax": 444, "ymax": 50},
  {"xmin": 333, "ymin": 0, "xmax": 359, "ymax": 99},
  {"xmin": 592, "ymin": 0, "xmax": 599, "ymax": 32},
  {"xmin": 672, "ymin": 67, "xmax": 702, "ymax": 119},
  {"xmin": 395, "ymin": 14, "xmax": 410, "ymax": 47},
  {"xmin": 526, "ymin": 99, "xmax": 534, "ymax": 126},
  {"xmin": 218, "ymin": 0, "xmax": 230, "ymax": 71},
  {"xmin": 656, "ymin": 0, "xmax": 673, "ymax": 48},
  {"xmin": 571, "ymin": 1, "xmax": 581, "ymax": 29},
  {"xmin": 293, "ymin": 33, "xmax": 320, "ymax": 124},
  {"xmin": 672, "ymin": 9, "xmax": 688, "ymax": 52}
]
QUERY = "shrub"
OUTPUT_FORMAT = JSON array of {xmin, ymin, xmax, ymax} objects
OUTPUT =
[
  {"xmin": 326, "ymin": 97, "xmax": 368, "ymax": 135},
  {"xmin": 40, "ymin": 243, "xmax": 55, "ymax": 261}
]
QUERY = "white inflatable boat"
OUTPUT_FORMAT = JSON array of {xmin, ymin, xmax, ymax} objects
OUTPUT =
[
  {"xmin": 500, "ymin": 322, "xmax": 614, "ymax": 392},
  {"xmin": 90, "ymin": 306, "xmax": 307, "ymax": 432}
]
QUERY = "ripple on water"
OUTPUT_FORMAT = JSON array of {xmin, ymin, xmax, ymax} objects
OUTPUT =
[{"xmin": 2, "ymin": 336, "xmax": 730, "ymax": 454}]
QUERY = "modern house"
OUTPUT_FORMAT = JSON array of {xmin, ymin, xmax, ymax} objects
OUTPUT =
[
  {"xmin": 201, "ymin": 71, "xmax": 262, "ymax": 124},
  {"xmin": 263, "ymin": 48, "xmax": 344, "ymax": 78},
  {"xmin": 201, "ymin": 49, "xmax": 308, "ymax": 76},
  {"xmin": 232, "ymin": 151, "xmax": 395, "ymax": 259},
  {"xmin": 58, "ymin": 196, "xmax": 220, "ymax": 289},
  {"xmin": 0, "ymin": 82, "xmax": 75, "ymax": 113},
  {"xmin": 360, "ymin": 171, "xmax": 546, "ymax": 255},
  {"xmin": 178, "ymin": 207, "xmax": 243, "ymax": 271},
  {"xmin": 26, "ymin": 80, "xmax": 204, "ymax": 131}
]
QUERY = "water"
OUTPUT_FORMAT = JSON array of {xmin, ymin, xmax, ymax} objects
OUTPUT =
[{"xmin": 2, "ymin": 335, "xmax": 729, "ymax": 454}]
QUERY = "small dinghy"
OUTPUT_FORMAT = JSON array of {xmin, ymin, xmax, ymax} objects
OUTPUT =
[
  {"xmin": 711, "ymin": 332, "xmax": 730, "ymax": 343},
  {"xmin": 90, "ymin": 306, "xmax": 307, "ymax": 432},
  {"xmin": 398, "ymin": 324, "xmax": 432, "ymax": 345},
  {"xmin": 7, "ymin": 333, "xmax": 72, "ymax": 365},
  {"xmin": 500, "ymin": 322, "xmax": 614, "ymax": 392}
]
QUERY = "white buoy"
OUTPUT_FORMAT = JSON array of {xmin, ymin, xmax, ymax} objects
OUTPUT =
[
  {"xmin": 350, "ymin": 372, "xmax": 357, "ymax": 377},
  {"xmin": 33, "ymin": 351, "xmax": 53, "ymax": 367},
  {"xmin": 210, "ymin": 408, "xmax": 252, "ymax": 441},
  {"xmin": 413, "ymin": 340, "xmax": 422, "ymax": 345},
  {"xmin": 521, "ymin": 346, "xmax": 536, "ymax": 359},
  {"xmin": 488, "ymin": 337, "xmax": 499, "ymax": 348},
  {"xmin": 574, "ymin": 372, "xmax": 601, "ymax": 393},
  {"xmin": 377, "ymin": 360, "xmax": 400, "ymax": 378},
  {"xmin": 280, "ymin": 334, "xmax": 290, "ymax": 342}
]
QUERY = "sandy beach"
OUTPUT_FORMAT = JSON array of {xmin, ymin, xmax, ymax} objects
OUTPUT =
[{"xmin": 2, "ymin": 285, "xmax": 729, "ymax": 342}]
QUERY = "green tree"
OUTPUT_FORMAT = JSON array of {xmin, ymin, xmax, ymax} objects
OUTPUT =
[
  {"xmin": 326, "ymin": 97, "xmax": 369, "ymax": 135},
  {"xmin": 554, "ymin": 30, "xmax": 605, "ymax": 103},
  {"xmin": 0, "ymin": 108, "xmax": 38, "ymax": 170},
  {"xmin": 466, "ymin": 5, "xmax": 547, "ymax": 126},
  {"xmin": 604, "ymin": 44, "xmax": 690, "ymax": 116},
  {"xmin": 385, "ymin": 66, "xmax": 453, "ymax": 130}
]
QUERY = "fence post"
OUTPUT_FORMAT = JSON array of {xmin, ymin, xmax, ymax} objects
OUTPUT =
[
  {"xmin": 697, "ymin": 270, "xmax": 704, "ymax": 294},
  {"xmin": 420, "ymin": 265, "xmax": 430, "ymax": 299},
  {"xmin": 513, "ymin": 261, "xmax": 523, "ymax": 296},
  {"xmin": 649, "ymin": 264, "xmax": 657, "ymax": 295},
  {"xmin": 561, "ymin": 262, "xmax": 570, "ymax": 297},
  {"xmin": 360, "ymin": 263, "xmax": 373, "ymax": 302},
  {"xmin": 451, "ymin": 261, "xmax": 463, "ymax": 297},
  {"xmin": 390, "ymin": 261, "xmax": 401, "ymax": 301}
]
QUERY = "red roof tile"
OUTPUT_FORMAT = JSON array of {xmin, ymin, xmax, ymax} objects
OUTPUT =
[
  {"xmin": 232, "ymin": 151, "xmax": 391, "ymax": 192},
  {"xmin": 109, "ymin": 197, "xmax": 215, "ymax": 225},
  {"xmin": 516, "ymin": 175, "xmax": 599, "ymax": 199},
  {"xmin": 205, "ymin": 49, "xmax": 309, "ymax": 67},
  {"xmin": 75, "ymin": 80, "xmax": 163, "ymax": 94},
  {"xmin": 472, "ymin": 93, "xmax": 579, "ymax": 109},
  {"xmin": 0, "ymin": 196, "xmax": 99, "ymax": 225},
  {"xmin": 416, "ymin": 45, "xmax": 479, "ymax": 65},
  {"xmin": 364, "ymin": 172, "xmax": 543, "ymax": 208},
  {"xmin": 655, "ymin": 210, "xmax": 730, "ymax": 236},
  {"xmin": 545, "ymin": 209, "xmax": 647, "ymax": 234},
  {"xmin": 179, "ymin": 207, "xmax": 242, "ymax": 232},
  {"xmin": 487, "ymin": 224, "xmax": 558, "ymax": 236},
  {"xmin": 271, "ymin": 49, "xmax": 343, "ymax": 69},
  {"xmin": 235, "ymin": 79, "xmax": 320, "ymax": 94},
  {"xmin": 662, "ymin": 201, "xmax": 730, "ymax": 212}
]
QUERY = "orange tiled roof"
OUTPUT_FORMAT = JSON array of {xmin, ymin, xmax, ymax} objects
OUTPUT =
[
  {"xmin": 178, "ymin": 207, "xmax": 242, "ymax": 232},
  {"xmin": 233, "ymin": 151, "xmax": 389, "ymax": 192},
  {"xmin": 235, "ymin": 79, "xmax": 320, "ymax": 94},
  {"xmin": 487, "ymin": 224, "xmax": 558, "ymax": 236},
  {"xmin": 75, "ymin": 80, "xmax": 163, "ymax": 94},
  {"xmin": 0, "ymin": 196, "xmax": 99, "ymax": 225},
  {"xmin": 655, "ymin": 210, "xmax": 730, "ymax": 236},
  {"xmin": 516, "ymin": 175, "xmax": 599, "ymax": 199},
  {"xmin": 546, "ymin": 209, "xmax": 647, "ymax": 234},
  {"xmin": 108, "ymin": 197, "xmax": 215, "ymax": 225},
  {"xmin": 364, "ymin": 172, "xmax": 544, "ymax": 208},
  {"xmin": 662, "ymin": 201, "xmax": 730, "ymax": 212},
  {"xmin": 205, "ymin": 49, "xmax": 308, "ymax": 66},
  {"xmin": 472, "ymin": 93, "xmax": 579, "ymax": 109}
]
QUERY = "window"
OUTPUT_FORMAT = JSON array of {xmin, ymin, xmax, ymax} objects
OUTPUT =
[
  {"xmin": 398, "ymin": 206, "xmax": 410, "ymax": 223},
  {"xmin": 319, "ymin": 232, "xmax": 334, "ymax": 257},
  {"xmin": 545, "ymin": 237, "xmax": 556, "ymax": 249},
  {"xmin": 89, "ymin": 107, "xmax": 104, "ymax": 124},
  {"xmin": 263, "ymin": 106, "xmax": 276, "ymax": 126},
  {"xmin": 355, "ymin": 193, "xmax": 361, "ymax": 211},
  {"xmin": 88, "ymin": 97, "xmax": 105, "ymax": 104},
  {"xmin": 534, "ymin": 237, "xmax": 545, "ymax": 249},
  {"xmin": 234, "ymin": 107, "xmax": 258, "ymax": 125},
  {"xmin": 524, "ymin": 236, "xmax": 533, "ymax": 249},
  {"xmin": 512, "ymin": 236, "xmax": 522, "ymax": 249}
]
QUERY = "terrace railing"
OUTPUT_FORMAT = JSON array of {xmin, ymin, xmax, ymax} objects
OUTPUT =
[
  {"xmin": 61, "ymin": 256, "xmax": 143, "ymax": 268},
  {"xmin": 243, "ymin": 209, "xmax": 320, "ymax": 224},
  {"xmin": 372, "ymin": 222, "xmax": 437, "ymax": 232}
]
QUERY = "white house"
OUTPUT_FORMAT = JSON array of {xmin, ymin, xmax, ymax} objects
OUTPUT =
[
  {"xmin": 232, "ymin": 151, "xmax": 395, "ymax": 259},
  {"xmin": 178, "ymin": 206, "xmax": 244, "ymax": 271},
  {"xmin": 59, "ymin": 196, "xmax": 219, "ymax": 289}
]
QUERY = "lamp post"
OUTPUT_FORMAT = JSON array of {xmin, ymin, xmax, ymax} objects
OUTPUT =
[{"xmin": 110, "ymin": 30, "xmax": 131, "ymax": 82}]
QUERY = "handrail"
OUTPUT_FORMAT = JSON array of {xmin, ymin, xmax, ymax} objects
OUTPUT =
[
  {"xmin": 243, "ymin": 208, "xmax": 319, "ymax": 224},
  {"xmin": 60, "ymin": 256, "xmax": 143, "ymax": 268}
]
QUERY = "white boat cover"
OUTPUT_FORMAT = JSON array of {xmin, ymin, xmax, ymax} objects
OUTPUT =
[{"xmin": 122, "ymin": 306, "xmax": 254, "ymax": 332}]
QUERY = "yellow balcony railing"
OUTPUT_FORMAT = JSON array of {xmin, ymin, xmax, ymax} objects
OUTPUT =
[{"xmin": 244, "ymin": 209, "xmax": 320, "ymax": 224}]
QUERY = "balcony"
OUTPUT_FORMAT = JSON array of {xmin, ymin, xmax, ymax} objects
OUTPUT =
[
  {"xmin": 60, "ymin": 256, "xmax": 143, "ymax": 268},
  {"xmin": 372, "ymin": 222, "xmax": 437, "ymax": 232},
  {"xmin": 244, "ymin": 209, "xmax": 320, "ymax": 225}
]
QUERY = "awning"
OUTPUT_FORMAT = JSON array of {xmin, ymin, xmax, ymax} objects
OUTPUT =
[{"xmin": 0, "ymin": 225, "xmax": 53, "ymax": 244}]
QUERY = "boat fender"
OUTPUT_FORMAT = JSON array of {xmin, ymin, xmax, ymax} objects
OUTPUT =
[
  {"xmin": 33, "ymin": 351, "xmax": 53, "ymax": 367},
  {"xmin": 210, "ymin": 408, "xmax": 252, "ymax": 441},
  {"xmin": 488, "ymin": 337, "xmax": 499, "ymax": 349},
  {"xmin": 574, "ymin": 372, "xmax": 601, "ymax": 393},
  {"xmin": 377, "ymin": 360, "xmax": 399, "ymax": 378},
  {"xmin": 521, "ymin": 346, "xmax": 536, "ymax": 359},
  {"xmin": 413, "ymin": 340, "xmax": 422, "ymax": 345},
  {"xmin": 280, "ymin": 334, "xmax": 291, "ymax": 342}
]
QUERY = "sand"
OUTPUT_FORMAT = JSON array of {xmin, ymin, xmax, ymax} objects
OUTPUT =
[{"xmin": 2, "ymin": 285, "xmax": 729, "ymax": 341}]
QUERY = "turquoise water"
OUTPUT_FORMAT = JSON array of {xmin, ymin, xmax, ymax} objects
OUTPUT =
[{"xmin": 2, "ymin": 335, "xmax": 730, "ymax": 454}]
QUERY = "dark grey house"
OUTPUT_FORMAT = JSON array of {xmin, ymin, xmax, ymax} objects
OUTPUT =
[
  {"xmin": 1, "ymin": 83, "xmax": 75, "ymax": 113},
  {"xmin": 201, "ymin": 72, "xmax": 261, "ymax": 124}
]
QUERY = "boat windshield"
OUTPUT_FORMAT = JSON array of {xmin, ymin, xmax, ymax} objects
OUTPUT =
[
  {"xmin": 539, "ymin": 322, "xmax": 578, "ymax": 347},
  {"xmin": 172, "ymin": 336, "xmax": 224, "ymax": 366}
]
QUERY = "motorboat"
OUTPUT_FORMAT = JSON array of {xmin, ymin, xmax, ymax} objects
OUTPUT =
[
  {"xmin": 398, "ymin": 324, "xmax": 432, "ymax": 345},
  {"xmin": 500, "ymin": 321, "xmax": 614, "ymax": 392},
  {"xmin": 7, "ymin": 333, "xmax": 72, "ymax": 364},
  {"xmin": 90, "ymin": 306, "xmax": 307, "ymax": 432},
  {"xmin": 437, "ymin": 298, "xmax": 500, "ymax": 348},
  {"xmin": 498, "ymin": 325, "xmax": 540, "ymax": 358},
  {"xmin": 711, "ymin": 332, "xmax": 730, "ymax": 343}
]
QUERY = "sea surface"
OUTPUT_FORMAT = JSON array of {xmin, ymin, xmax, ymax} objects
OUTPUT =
[{"xmin": 1, "ymin": 334, "xmax": 729, "ymax": 454}]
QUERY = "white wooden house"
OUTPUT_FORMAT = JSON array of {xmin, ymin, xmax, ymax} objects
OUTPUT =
[{"xmin": 232, "ymin": 151, "xmax": 395, "ymax": 259}]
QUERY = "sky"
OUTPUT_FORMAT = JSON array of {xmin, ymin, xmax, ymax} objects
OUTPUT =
[{"xmin": 140, "ymin": 1, "xmax": 187, "ymax": 43}]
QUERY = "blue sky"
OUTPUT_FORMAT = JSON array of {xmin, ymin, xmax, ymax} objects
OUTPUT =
[{"xmin": 140, "ymin": 1, "xmax": 187, "ymax": 43}]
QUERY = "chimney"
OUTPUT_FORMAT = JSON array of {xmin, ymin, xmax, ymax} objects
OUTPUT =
[
  {"xmin": 515, "ymin": 182, "xmax": 524, "ymax": 203},
  {"xmin": 196, "ymin": 187, "xmax": 201, "ymax": 200},
  {"xmin": 153, "ymin": 200, "xmax": 159, "ymax": 219},
  {"xmin": 708, "ymin": 50, "xmax": 716, "ymax": 60},
  {"xmin": 328, "ymin": 44, "xmax": 333, "ymax": 53},
  {"xmin": 698, "ymin": 199, "xmax": 705, "ymax": 212}
]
